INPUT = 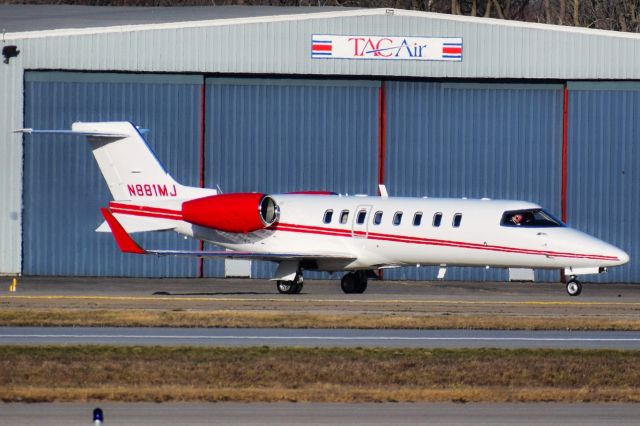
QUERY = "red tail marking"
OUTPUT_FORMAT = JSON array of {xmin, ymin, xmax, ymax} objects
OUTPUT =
[{"xmin": 100, "ymin": 208, "xmax": 147, "ymax": 254}]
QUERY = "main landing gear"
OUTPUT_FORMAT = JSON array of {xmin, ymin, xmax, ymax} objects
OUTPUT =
[
  {"xmin": 276, "ymin": 273, "xmax": 303, "ymax": 295},
  {"xmin": 566, "ymin": 276, "xmax": 582, "ymax": 297},
  {"xmin": 341, "ymin": 271, "xmax": 368, "ymax": 294}
]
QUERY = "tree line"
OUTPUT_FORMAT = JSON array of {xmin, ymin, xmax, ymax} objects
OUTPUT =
[{"xmin": 6, "ymin": 0, "xmax": 640, "ymax": 32}]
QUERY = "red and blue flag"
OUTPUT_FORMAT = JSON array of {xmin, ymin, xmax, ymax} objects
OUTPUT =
[{"xmin": 311, "ymin": 39, "xmax": 333, "ymax": 57}]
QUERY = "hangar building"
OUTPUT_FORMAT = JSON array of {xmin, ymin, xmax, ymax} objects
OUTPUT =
[{"xmin": 1, "ymin": 6, "xmax": 638, "ymax": 282}]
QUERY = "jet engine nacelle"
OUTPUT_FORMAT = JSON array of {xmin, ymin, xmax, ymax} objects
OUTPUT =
[{"xmin": 181, "ymin": 193, "xmax": 279, "ymax": 233}]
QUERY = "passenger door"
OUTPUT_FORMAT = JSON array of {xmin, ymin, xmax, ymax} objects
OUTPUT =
[{"xmin": 351, "ymin": 205, "xmax": 372, "ymax": 238}]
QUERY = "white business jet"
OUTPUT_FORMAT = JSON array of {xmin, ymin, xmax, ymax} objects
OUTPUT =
[{"xmin": 19, "ymin": 122, "xmax": 629, "ymax": 296}]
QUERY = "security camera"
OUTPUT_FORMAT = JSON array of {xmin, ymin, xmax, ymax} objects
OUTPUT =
[{"xmin": 2, "ymin": 45, "xmax": 19, "ymax": 64}]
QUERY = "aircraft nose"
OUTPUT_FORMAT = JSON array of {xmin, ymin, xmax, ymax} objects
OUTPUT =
[{"xmin": 615, "ymin": 248, "xmax": 630, "ymax": 265}]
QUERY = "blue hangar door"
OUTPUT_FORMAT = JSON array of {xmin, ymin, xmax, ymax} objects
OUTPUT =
[
  {"xmin": 567, "ymin": 82, "xmax": 640, "ymax": 283},
  {"xmin": 204, "ymin": 78, "xmax": 380, "ymax": 279},
  {"xmin": 23, "ymin": 72, "xmax": 206, "ymax": 277},
  {"xmin": 384, "ymin": 82, "xmax": 564, "ymax": 282}
]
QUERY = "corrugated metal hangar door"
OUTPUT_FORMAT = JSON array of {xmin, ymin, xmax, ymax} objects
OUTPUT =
[
  {"xmin": 384, "ymin": 82, "xmax": 564, "ymax": 282},
  {"xmin": 23, "ymin": 73, "xmax": 636, "ymax": 282},
  {"xmin": 23, "ymin": 72, "xmax": 209, "ymax": 277},
  {"xmin": 204, "ymin": 78, "xmax": 380, "ymax": 279},
  {"xmin": 23, "ymin": 73, "xmax": 380, "ymax": 278},
  {"xmin": 567, "ymin": 82, "xmax": 639, "ymax": 283}
]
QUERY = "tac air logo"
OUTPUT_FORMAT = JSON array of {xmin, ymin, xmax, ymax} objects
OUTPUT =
[{"xmin": 311, "ymin": 35, "xmax": 462, "ymax": 62}]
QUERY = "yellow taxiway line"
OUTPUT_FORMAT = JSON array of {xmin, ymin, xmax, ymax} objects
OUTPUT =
[{"xmin": 2, "ymin": 295, "xmax": 640, "ymax": 307}]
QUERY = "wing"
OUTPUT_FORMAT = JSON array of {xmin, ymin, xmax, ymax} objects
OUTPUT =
[{"xmin": 100, "ymin": 207, "xmax": 355, "ymax": 262}]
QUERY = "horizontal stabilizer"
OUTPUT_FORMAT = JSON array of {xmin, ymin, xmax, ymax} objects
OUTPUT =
[{"xmin": 15, "ymin": 129, "xmax": 129, "ymax": 138}]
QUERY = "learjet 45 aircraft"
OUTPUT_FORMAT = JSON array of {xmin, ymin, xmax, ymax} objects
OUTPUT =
[{"xmin": 19, "ymin": 122, "xmax": 629, "ymax": 296}]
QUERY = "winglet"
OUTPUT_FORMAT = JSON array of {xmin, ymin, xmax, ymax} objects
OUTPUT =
[{"xmin": 100, "ymin": 208, "xmax": 147, "ymax": 254}]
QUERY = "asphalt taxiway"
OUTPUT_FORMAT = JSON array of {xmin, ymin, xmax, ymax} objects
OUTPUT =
[
  {"xmin": 3, "ymin": 277, "xmax": 640, "ymax": 321},
  {"xmin": 2, "ymin": 326, "xmax": 640, "ymax": 349},
  {"xmin": 5, "ymin": 276, "xmax": 638, "ymax": 300}
]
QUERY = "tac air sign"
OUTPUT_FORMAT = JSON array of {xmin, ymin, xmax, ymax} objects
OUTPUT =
[{"xmin": 311, "ymin": 35, "xmax": 463, "ymax": 62}]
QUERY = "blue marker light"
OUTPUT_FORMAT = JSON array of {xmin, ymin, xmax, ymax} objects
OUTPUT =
[{"xmin": 93, "ymin": 408, "xmax": 104, "ymax": 425}]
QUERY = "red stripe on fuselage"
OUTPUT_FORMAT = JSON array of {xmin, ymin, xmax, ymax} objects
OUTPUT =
[
  {"xmin": 109, "ymin": 202, "xmax": 182, "ymax": 220},
  {"xmin": 271, "ymin": 222, "xmax": 618, "ymax": 261},
  {"xmin": 109, "ymin": 202, "xmax": 181, "ymax": 215},
  {"xmin": 103, "ymin": 206, "xmax": 617, "ymax": 262}
]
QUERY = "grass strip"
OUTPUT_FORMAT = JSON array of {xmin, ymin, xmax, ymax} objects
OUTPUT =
[
  {"xmin": 1, "ymin": 345, "xmax": 639, "ymax": 403},
  {"xmin": 1, "ymin": 308, "xmax": 640, "ymax": 330}
]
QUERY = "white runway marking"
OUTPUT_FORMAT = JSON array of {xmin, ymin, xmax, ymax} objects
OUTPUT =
[
  {"xmin": 3, "ymin": 333, "xmax": 640, "ymax": 343},
  {"xmin": 3, "ymin": 328, "xmax": 640, "ymax": 349}
]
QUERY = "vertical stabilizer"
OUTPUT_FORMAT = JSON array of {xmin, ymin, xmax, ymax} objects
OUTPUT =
[
  {"xmin": 73, "ymin": 122, "xmax": 179, "ymax": 201},
  {"xmin": 18, "ymin": 121, "xmax": 216, "ymax": 202},
  {"xmin": 71, "ymin": 121, "xmax": 207, "ymax": 202}
]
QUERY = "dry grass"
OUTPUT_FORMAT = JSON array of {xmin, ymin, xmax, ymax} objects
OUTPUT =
[
  {"xmin": 1, "ymin": 308, "xmax": 640, "ymax": 330},
  {"xmin": 1, "ymin": 346, "xmax": 640, "ymax": 403}
]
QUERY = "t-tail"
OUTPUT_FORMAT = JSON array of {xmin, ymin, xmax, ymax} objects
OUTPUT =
[
  {"xmin": 18, "ymin": 121, "xmax": 216, "ymax": 233},
  {"xmin": 70, "ymin": 122, "xmax": 212, "ymax": 202}
]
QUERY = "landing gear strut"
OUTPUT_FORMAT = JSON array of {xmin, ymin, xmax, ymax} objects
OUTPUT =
[
  {"xmin": 566, "ymin": 276, "xmax": 582, "ymax": 297},
  {"xmin": 341, "ymin": 271, "xmax": 368, "ymax": 294},
  {"xmin": 276, "ymin": 272, "xmax": 303, "ymax": 295}
]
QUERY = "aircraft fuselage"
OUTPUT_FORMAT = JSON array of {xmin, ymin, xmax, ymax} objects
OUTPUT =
[{"xmin": 185, "ymin": 194, "xmax": 628, "ymax": 273}]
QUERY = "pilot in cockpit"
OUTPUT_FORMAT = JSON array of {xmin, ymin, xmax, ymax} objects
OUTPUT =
[{"xmin": 511, "ymin": 213, "xmax": 523, "ymax": 226}]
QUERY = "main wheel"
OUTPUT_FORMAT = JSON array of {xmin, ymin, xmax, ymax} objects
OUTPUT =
[
  {"xmin": 341, "ymin": 273, "xmax": 357, "ymax": 294},
  {"xmin": 566, "ymin": 279, "xmax": 582, "ymax": 296},
  {"xmin": 354, "ymin": 272, "xmax": 368, "ymax": 294},
  {"xmin": 277, "ymin": 280, "xmax": 295, "ymax": 294}
]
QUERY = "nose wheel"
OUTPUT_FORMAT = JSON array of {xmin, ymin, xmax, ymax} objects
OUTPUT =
[
  {"xmin": 566, "ymin": 277, "xmax": 582, "ymax": 296},
  {"xmin": 276, "ymin": 273, "xmax": 303, "ymax": 294}
]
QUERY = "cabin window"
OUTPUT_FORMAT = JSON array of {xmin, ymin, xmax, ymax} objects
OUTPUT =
[
  {"xmin": 452, "ymin": 213, "xmax": 462, "ymax": 228},
  {"xmin": 432, "ymin": 212, "xmax": 443, "ymax": 227},
  {"xmin": 356, "ymin": 210, "xmax": 367, "ymax": 225},
  {"xmin": 339, "ymin": 210, "xmax": 349, "ymax": 224},
  {"xmin": 323, "ymin": 210, "xmax": 333, "ymax": 224},
  {"xmin": 413, "ymin": 212, "xmax": 423, "ymax": 226},
  {"xmin": 373, "ymin": 211, "xmax": 383, "ymax": 225},
  {"xmin": 501, "ymin": 209, "xmax": 564, "ymax": 228},
  {"xmin": 393, "ymin": 211, "xmax": 403, "ymax": 226}
]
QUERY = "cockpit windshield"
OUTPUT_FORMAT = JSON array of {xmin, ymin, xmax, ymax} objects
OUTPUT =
[{"xmin": 501, "ymin": 209, "xmax": 564, "ymax": 228}]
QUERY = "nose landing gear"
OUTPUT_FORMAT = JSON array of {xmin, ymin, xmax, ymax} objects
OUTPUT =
[
  {"xmin": 566, "ymin": 276, "xmax": 582, "ymax": 297},
  {"xmin": 276, "ymin": 272, "xmax": 303, "ymax": 294}
]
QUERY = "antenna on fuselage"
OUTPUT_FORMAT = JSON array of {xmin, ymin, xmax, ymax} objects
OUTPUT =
[{"xmin": 378, "ymin": 184, "xmax": 389, "ymax": 198}]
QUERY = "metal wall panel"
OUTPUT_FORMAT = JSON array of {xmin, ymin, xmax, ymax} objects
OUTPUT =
[
  {"xmin": 204, "ymin": 77, "xmax": 379, "ymax": 278},
  {"xmin": 23, "ymin": 72, "xmax": 203, "ymax": 277},
  {"xmin": 567, "ymin": 82, "xmax": 640, "ymax": 282},
  {"xmin": 0, "ymin": 58, "xmax": 23, "ymax": 275},
  {"xmin": 384, "ymin": 81, "xmax": 564, "ymax": 281},
  {"xmin": 7, "ymin": 9, "xmax": 640, "ymax": 80}
]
